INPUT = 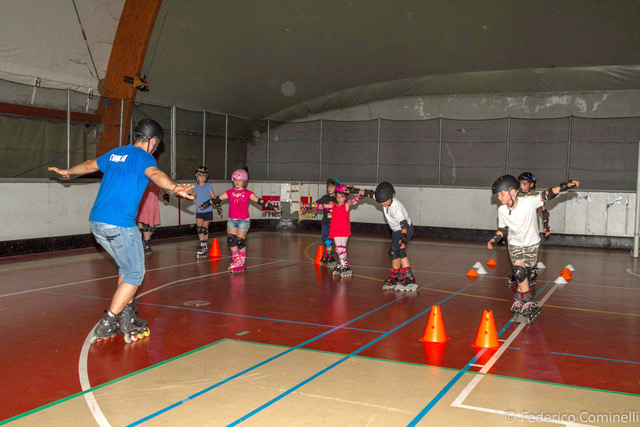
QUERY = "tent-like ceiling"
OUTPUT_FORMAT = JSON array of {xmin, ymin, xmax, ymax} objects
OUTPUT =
[{"xmin": 1, "ymin": 0, "xmax": 640, "ymax": 120}]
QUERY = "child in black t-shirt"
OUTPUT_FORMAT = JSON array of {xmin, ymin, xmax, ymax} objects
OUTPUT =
[{"xmin": 316, "ymin": 177, "xmax": 340, "ymax": 267}]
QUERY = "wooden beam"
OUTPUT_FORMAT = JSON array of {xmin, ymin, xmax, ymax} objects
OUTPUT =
[
  {"xmin": 0, "ymin": 102, "xmax": 99, "ymax": 123},
  {"xmin": 97, "ymin": 0, "xmax": 163, "ymax": 155}
]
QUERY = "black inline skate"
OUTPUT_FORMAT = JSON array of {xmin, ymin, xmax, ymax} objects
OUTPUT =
[
  {"xmin": 340, "ymin": 261, "xmax": 352, "ymax": 278},
  {"xmin": 395, "ymin": 267, "xmax": 418, "ymax": 292},
  {"xmin": 520, "ymin": 291, "xmax": 542, "ymax": 324},
  {"xmin": 510, "ymin": 293, "xmax": 524, "ymax": 322},
  {"xmin": 382, "ymin": 269, "xmax": 402, "ymax": 290},
  {"xmin": 90, "ymin": 310, "xmax": 121, "ymax": 344},
  {"xmin": 319, "ymin": 251, "xmax": 330, "ymax": 267},
  {"xmin": 143, "ymin": 240, "xmax": 152, "ymax": 256},
  {"xmin": 119, "ymin": 303, "xmax": 150, "ymax": 343},
  {"xmin": 327, "ymin": 253, "xmax": 337, "ymax": 269},
  {"xmin": 196, "ymin": 241, "xmax": 208, "ymax": 258}
]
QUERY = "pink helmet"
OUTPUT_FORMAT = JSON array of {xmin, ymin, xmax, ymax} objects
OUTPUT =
[
  {"xmin": 231, "ymin": 168, "xmax": 249, "ymax": 182},
  {"xmin": 335, "ymin": 184, "xmax": 347, "ymax": 193}
]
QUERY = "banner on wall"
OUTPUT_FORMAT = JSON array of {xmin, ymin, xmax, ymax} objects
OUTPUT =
[
  {"xmin": 261, "ymin": 196, "xmax": 281, "ymax": 218},
  {"xmin": 260, "ymin": 195, "xmax": 314, "ymax": 218}
]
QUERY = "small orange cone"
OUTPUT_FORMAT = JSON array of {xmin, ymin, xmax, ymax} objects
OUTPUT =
[
  {"xmin": 466, "ymin": 268, "xmax": 479, "ymax": 278},
  {"xmin": 472, "ymin": 310, "xmax": 500, "ymax": 348},
  {"xmin": 419, "ymin": 306, "xmax": 451, "ymax": 343},
  {"xmin": 313, "ymin": 245, "xmax": 324, "ymax": 265},
  {"xmin": 209, "ymin": 239, "xmax": 221, "ymax": 258},
  {"xmin": 487, "ymin": 259, "xmax": 498, "ymax": 266},
  {"xmin": 561, "ymin": 271, "xmax": 572, "ymax": 281},
  {"xmin": 560, "ymin": 268, "xmax": 572, "ymax": 277}
]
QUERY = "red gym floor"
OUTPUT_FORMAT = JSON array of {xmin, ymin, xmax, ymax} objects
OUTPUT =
[{"xmin": 0, "ymin": 231, "xmax": 639, "ymax": 426}]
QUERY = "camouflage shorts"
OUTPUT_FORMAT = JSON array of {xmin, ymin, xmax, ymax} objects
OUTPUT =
[{"xmin": 508, "ymin": 243, "xmax": 540, "ymax": 267}]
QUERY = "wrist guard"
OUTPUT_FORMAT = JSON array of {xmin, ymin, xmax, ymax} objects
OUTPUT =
[
  {"xmin": 363, "ymin": 189, "xmax": 374, "ymax": 198},
  {"xmin": 200, "ymin": 196, "xmax": 221, "ymax": 209},
  {"xmin": 162, "ymin": 194, "xmax": 170, "ymax": 202},
  {"xmin": 400, "ymin": 233, "xmax": 407, "ymax": 246},
  {"xmin": 543, "ymin": 180, "xmax": 576, "ymax": 201},
  {"xmin": 257, "ymin": 198, "xmax": 276, "ymax": 210},
  {"xmin": 559, "ymin": 180, "xmax": 577, "ymax": 192},
  {"xmin": 492, "ymin": 226, "xmax": 508, "ymax": 243},
  {"xmin": 349, "ymin": 185, "xmax": 360, "ymax": 193},
  {"xmin": 541, "ymin": 209, "xmax": 550, "ymax": 231}
]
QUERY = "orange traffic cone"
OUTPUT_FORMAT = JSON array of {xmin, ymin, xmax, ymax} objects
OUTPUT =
[
  {"xmin": 209, "ymin": 239, "xmax": 221, "ymax": 258},
  {"xmin": 472, "ymin": 310, "xmax": 500, "ymax": 348},
  {"xmin": 419, "ymin": 305, "xmax": 450, "ymax": 343},
  {"xmin": 466, "ymin": 268, "xmax": 479, "ymax": 278},
  {"xmin": 487, "ymin": 259, "xmax": 498, "ymax": 266},
  {"xmin": 313, "ymin": 245, "xmax": 324, "ymax": 265}
]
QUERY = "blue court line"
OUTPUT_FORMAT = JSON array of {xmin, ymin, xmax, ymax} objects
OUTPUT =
[
  {"xmin": 407, "ymin": 280, "xmax": 552, "ymax": 426},
  {"xmin": 37, "ymin": 290, "xmax": 387, "ymax": 335},
  {"xmin": 126, "ymin": 271, "xmax": 462, "ymax": 426},
  {"xmin": 225, "ymin": 275, "xmax": 493, "ymax": 426}
]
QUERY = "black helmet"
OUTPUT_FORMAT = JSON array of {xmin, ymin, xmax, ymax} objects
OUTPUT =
[
  {"xmin": 492, "ymin": 175, "xmax": 519, "ymax": 194},
  {"xmin": 517, "ymin": 171, "xmax": 536, "ymax": 186},
  {"xmin": 326, "ymin": 177, "xmax": 340, "ymax": 186},
  {"xmin": 375, "ymin": 182, "xmax": 395, "ymax": 203},
  {"xmin": 195, "ymin": 166, "xmax": 209, "ymax": 181},
  {"xmin": 134, "ymin": 119, "xmax": 164, "ymax": 142}
]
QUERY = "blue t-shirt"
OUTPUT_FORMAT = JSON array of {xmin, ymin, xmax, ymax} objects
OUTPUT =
[
  {"xmin": 90, "ymin": 145, "xmax": 157, "ymax": 227},
  {"xmin": 195, "ymin": 183, "xmax": 214, "ymax": 213}
]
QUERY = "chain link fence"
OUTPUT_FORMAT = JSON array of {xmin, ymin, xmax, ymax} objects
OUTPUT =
[{"xmin": 1, "ymin": 77, "xmax": 639, "ymax": 190}]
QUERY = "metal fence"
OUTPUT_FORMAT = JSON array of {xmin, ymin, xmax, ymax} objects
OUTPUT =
[{"xmin": 1, "ymin": 77, "xmax": 639, "ymax": 190}]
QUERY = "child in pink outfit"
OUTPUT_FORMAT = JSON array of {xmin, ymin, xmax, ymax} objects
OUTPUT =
[
  {"xmin": 199, "ymin": 169, "xmax": 279, "ymax": 273},
  {"xmin": 305, "ymin": 185, "xmax": 363, "ymax": 277},
  {"xmin": 136, "ymin": 183, "xmax": 170, "ymax": 255}
]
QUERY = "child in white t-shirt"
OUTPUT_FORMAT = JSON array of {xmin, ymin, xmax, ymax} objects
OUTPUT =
[{"xmin": 488, "ymin": 175, "xmax": 579, "ymax": 323}]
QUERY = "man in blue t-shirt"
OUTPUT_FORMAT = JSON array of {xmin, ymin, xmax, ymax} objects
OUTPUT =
[{"xmin": 48, "ymin": 119, "xmax": 194, "ymax": 344}]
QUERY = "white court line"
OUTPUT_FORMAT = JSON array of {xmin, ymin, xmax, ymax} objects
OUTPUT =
[
  {"xmin": 448, "ymin": 283, "xmax": 592, "ymax": 425},
  {"xmin": 452, "ymin": 403, "xmax": 593, "ymax": 426},
  {"xmin": 78, "ymin": 259, "xmax": 285, "ymax": 427},
  {"xmin": 626, "ymin": 268, "xmax": 640, "ymax": 278},
  {"xmin": 0, "ymin": 259, "xmax": 222, "ymax": 298}
]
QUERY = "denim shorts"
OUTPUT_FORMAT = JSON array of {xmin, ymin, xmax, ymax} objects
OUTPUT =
[
  {"xmin": 90, "ymin": 221, "xmax": 145, "ymax": 286},
  {"xmin": 227, "ymin": 218, "xmax": 250, "ymax": 231},
  {"xmin": 196, "ymin": 211, "xmax": 214, "ymax": 221}
]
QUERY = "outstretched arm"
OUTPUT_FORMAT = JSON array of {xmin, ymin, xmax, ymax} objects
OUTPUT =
[
  {"xmin": 541, "ymin": 180, "xmax": 580, "ymax": 201},
  {"xmin": 145, "ymin": 166, "xmax": 194, "ymax": 200},
  {"xmin": 303, "ymin": 202, "xmax": 333, "ymax": 212},
  {"xmin": 48, "ymin": 159, "xmax": 99, "ymax": 178},
  {"xmin": 346, "ymin": 195, "xmax": 364, "ymax": 210},
  {"xmin": 250, "ymin": 193, "xmax": 280, "ymax": 211},
  {"xmin": 348, "ymin": 185, "xmax": 374, "ymax": 199},
  {"xmin": 208, "ymin": 190, "xmax": 223, "ymax": 218}
]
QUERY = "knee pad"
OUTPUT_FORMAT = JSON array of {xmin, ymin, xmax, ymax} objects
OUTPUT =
[
  {"xmin": 397, "ymin": 248, "xmax": 407, "ymax": 259},
  {"xmin": 388, "ymin": 247, "xmax": 401, "ymax": 261},
  {"xmin": 528, "ymin": 266, "xmax": 538, "ymax": 282},
  {"xmin": 140, "ymin": 223, "xmax": 151, "ymax": 232},
  {"xmin": 324, "ymin": 238, "xmax": 332, "ymax": 249},
  {"xmin": 237, "ymin": 238, "xmax": 246, "ymax": 250},
  {"xmin": 510, "ymin": 266, "xmax": 529, "ymax": 284},
  {"xmin": 197, "ymin": 226, "xmax": 208, "ymax": 235},
  {"xmin": 148, "ymin": 225, "xmax": 157, "ymax": 233},
  {"xmin": 227, "ymin": 234, "xmax": 238, "ymax": 247}
]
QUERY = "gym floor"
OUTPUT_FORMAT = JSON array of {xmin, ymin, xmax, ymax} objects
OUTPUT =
[{"xmin": 0, "ymin": 231, "xmax": 638, "ymax": 426}]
